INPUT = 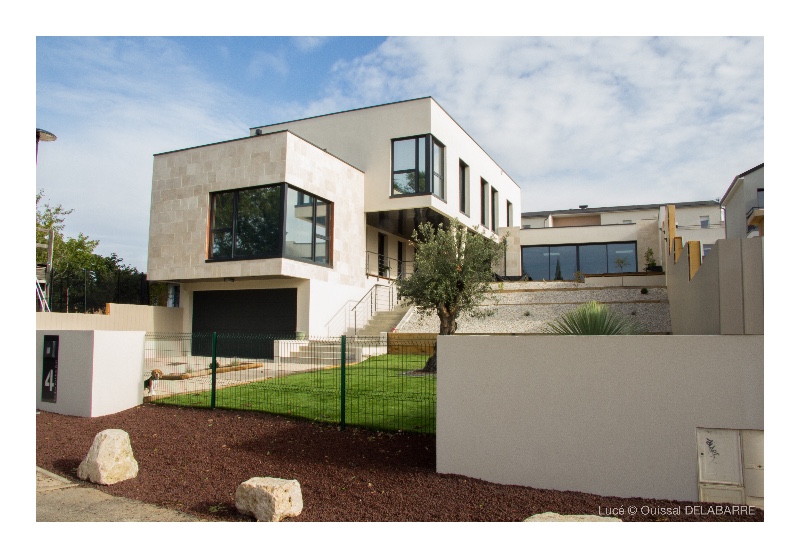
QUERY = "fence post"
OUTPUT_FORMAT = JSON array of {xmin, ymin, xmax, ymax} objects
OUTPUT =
[
  {"xmin": 210, "ymin": 332, "xmax": 217, "ymax": 409},
  {"xmin": 340, "ymin": 335, "xmax": 346, "ymax": 431}
]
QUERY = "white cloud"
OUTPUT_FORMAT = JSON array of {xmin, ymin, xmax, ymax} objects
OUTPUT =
[
  {"xmin": 36, "ymin": 36, "xmax": 764, "ymax": 271},
  {"xmin": 37, "ymin": 37, "xmax": 251, "ymax": 270},
  {"xmin": 292, "ymin": 37, "xmax": 328, "ymax": 52},
  {"xmin": 320, "ymin": 36, "xmax": 763, "ymax": 210},
  {"xmin": 247, "ymin": 50, "xmax": 290, "ymax": 79}
]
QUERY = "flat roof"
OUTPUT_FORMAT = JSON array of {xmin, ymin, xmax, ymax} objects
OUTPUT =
[
  {"xmin": 153, "ymin": 129, "xmax": 364, "ymax": 173},
  {"xmin": 250, "ymin": 96, "xmax": 521, "ymax": 189},
  {"xmin": 521, "ymin": 200, "xmax": 720, "ymax": 219}
]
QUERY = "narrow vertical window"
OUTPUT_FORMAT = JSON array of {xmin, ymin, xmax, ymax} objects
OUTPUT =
[
  {"xmin": 506, "ymin": 200, "xmax": 513, "ymax": 227},
  {"xmin": 459, "ymin": 160, "xmax": 469, "ymax": 215},
  {"xmin": 431, "ymin": 139, "xmax": 444, "ymax": 199},
  {"xmin": 491, "ymin": 187, "xmax": 499, "ymax": 232},
  {"xmin": 480, "ymin": 179, "xmax": 488, "ymax": 226}
]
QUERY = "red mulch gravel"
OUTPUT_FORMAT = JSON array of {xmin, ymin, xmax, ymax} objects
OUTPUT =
[{"xmin": 36, "ymin": 404, "xmax": 763, "ymax": 522}]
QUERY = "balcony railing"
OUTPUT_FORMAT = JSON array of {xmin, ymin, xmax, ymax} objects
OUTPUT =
[{"xmin": 366, "ymin": 251, "xmax": 414, "ymax": 280}]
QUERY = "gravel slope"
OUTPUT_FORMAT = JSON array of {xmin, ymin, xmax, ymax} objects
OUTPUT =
[{"xmin": 36, "ymin": 405, "xmax": 763, "ymax": 522}]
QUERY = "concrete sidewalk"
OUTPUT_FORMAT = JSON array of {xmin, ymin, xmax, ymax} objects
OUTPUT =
[{"xmin": 36, "ymin": 467, "xmax": 203, "ymax": 522}]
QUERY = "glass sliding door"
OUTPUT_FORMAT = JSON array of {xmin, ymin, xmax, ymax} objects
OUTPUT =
[
  {"xmin": 578, "ymin": 244, "xmax": 607, "ymax": 275},
  {"xmin": 522, "ymin": 246, "xmax": 550, "ymax": 281},
  {"xmin": 548, "ymin": 245, "xmax": 576, "ymax": 280},
  {"xmin": 607, "ymin": 243, "xmax": 637, "ymax": 273}
]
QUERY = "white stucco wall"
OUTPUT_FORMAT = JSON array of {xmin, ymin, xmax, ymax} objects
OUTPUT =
[
  {"xmin": 517, "ymin": 223, "xmax": 638, "ymax": 246},
  {"xmin": 36, "ymin": 330, "xmax": 145, "ymax": 417},
  {"xmin": 437, "ymin": 335, "xmax": 763, "ymax": 502},
  {"xmin": 667, "ymin": 238, "xmax": 764, "ymax": 335},
  {"xmin": 252, "ymin": 98, "xmax": 521, "ymax": 238},
  {"xmin": 722, "ymin": 166, "xmax": 764, "ymax": 239}
]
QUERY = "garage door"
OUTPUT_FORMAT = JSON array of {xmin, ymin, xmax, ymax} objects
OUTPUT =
[{"xmin": 191, "ymin": 288, "xmax": 297, "ymax": 358}]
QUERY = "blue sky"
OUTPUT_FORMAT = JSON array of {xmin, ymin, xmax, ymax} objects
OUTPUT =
[{"xmin": 36, "ymin": 35, "xmax": 764, "ymax": 271}]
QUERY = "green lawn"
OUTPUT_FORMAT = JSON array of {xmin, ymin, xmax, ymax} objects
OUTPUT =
[{"xmin": 154, "ymin": 353, "xmax": 436, "ymax": 434}]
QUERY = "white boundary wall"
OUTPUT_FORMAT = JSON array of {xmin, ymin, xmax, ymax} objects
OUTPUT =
[
  {"xmin": 35, "ymin": 304, "xmax": 183, "ymax": 333},
  {"xmin": 437, "ymin": 335, "xmax": 763, "ymax": 502},
  {"xmin": 36, "ymin": 330, "xmax": 145, "ymax": 417}
]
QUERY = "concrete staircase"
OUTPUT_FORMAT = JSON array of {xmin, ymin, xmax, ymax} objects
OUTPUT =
[
  {"xmin": 283, "ymin": 339, "xmax": 349, "ymax": 365},
  {"xmin": 349, "ymin": 302, "xmax": 412, "ymax": 337}
]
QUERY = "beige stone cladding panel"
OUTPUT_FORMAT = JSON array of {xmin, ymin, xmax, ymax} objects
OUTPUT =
[
  {"xmin": 148, "ymin": 134, "xmax": 290, "ymax": 282},
  {"xmin": 635, "ymin": 219, "xmax": 660, "ymax": 270},
  {"xmin": 497, "ymin": 226, "xmax": 521, "ymax": 276},
  {"xmin": 254, "ymin": 98, "xmax": 432, "ymax": 215},
  {"xmin": 284, "ymin": 134, "xmax": 366, "ymax": 288}
]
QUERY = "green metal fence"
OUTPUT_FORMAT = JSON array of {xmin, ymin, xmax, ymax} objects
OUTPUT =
[{"xmin": 144, "ymin": 333, "xmax": 437, "ymax": 434}]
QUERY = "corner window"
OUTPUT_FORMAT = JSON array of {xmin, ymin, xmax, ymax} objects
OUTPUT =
[
  {"xmin": 209, "ymin": 183, "xmax": 331, "ymax": 265},
  {"xmin": 392, "ymin": 135, "xmax": 445, "ymax": 199}
]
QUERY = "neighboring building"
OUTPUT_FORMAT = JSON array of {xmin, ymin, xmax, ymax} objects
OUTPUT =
[
  {"xmin": 500, "ymin": 201, "xmax": 724, "ymax": 281},
  {"xmin": 147, "ymin": 97, "xmax": 521, "ymax": 338},
  {"xmin": 720, "ymin": 164, "xmax": 764, "ymax": 239}
]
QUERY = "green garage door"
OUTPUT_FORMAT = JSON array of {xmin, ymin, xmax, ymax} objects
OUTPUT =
[{"xmin": 191, "ymin": 288, "xmax": 297, "ymax": 358}]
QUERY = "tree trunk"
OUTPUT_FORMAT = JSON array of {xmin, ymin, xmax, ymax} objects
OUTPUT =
[{"xmin": 420, "ymin": 305, "xmax": 459, "ymax": 373}]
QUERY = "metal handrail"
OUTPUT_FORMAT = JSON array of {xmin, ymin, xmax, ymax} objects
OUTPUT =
[
  {"xmin": 36, "ymin": 278, "xmax": 50, "ymax": 312},
  {"xmin": 365, "ymin": 251, "xmax": 413, "ymax": 280},
  {"xmin": 351, "ymin": 283, "xmax": 396, "ymax": 336}
]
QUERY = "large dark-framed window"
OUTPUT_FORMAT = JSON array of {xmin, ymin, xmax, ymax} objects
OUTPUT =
[
  {"xmin": 208, "ymin": 183, "xmax": 332, "ymax": 266},
  {"xmin": 391, "ymin": 134, "xmax": 445, "ymax": 199},
  {"xmin": 522, "ymin": 242, "xmax": 638, "ymax": 280}
]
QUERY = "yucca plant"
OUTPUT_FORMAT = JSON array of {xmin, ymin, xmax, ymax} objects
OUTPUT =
[{"xmin": 546, "ymin": 300, "xmax": 645, "ymax": 335}]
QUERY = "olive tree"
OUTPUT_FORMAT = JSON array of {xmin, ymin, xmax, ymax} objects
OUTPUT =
[{"xmin": 396, "ymin": 221, "xmax": 505, "ymax": 372}]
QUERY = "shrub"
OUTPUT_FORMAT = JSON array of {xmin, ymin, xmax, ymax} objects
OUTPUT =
[
  {"xmin": 641, "ymin": 288, "xmax": 649, "ymax": 295},
  {"xmin": 546, "ymin": 301, "xmax": 645, "ymax": 335}
]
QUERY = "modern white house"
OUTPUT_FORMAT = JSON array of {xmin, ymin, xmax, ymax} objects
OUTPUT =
[
  {"xmin": 498, "ymin": 200, "xmax": 725, "ymax": 281},
  {"xmin": 720, "ymin": 163, "xmax": 764, "ymax": 239},
  {"xmin": 146, "ymin": 97, "xmax": 521, "ymax": 339}
]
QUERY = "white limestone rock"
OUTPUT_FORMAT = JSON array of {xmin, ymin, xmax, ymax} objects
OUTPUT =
[
  {"xmin": 235, "ymin": 477, "xmax": 303, "ymax": 522},
  {"xmin": 77, "ymin": 429, "xmax": 139, "ymax": 485},
  {"xmin": 524, "ymin": 512, "xmax": 622, "ymax": 522}
]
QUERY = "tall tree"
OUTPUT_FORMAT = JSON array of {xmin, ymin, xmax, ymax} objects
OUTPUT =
[
  {"xmin": 36, "ymin": 190, "xmax": 150, "ymax": 312},
  {"xmin": 397, "ymin": 221, "xmax": 505, "ymax": 372}
]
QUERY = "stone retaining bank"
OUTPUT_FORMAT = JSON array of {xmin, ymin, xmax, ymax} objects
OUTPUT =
[{"xmin": 398, "ymin": 284, "xmax": 672, "ymax": 334}]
